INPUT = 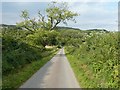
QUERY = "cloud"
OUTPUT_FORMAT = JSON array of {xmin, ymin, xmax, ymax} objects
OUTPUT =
[{"xmin": 66, "ymin": 1, "xmax": 118, "ymax": 31}]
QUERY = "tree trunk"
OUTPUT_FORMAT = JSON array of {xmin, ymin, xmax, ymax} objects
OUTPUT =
[{"xmin": 50, "ymin": 20, "xmax": 60, "ymax": 30}]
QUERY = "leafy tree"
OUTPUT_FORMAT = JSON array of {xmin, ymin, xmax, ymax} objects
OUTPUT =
[
  {"xmin": 45, "ymin": 2, "xmax": 78, "ymax": 30},
  {"xmin": 26, "ymin": 30, "xmax": 59, "ymax": 47},
  {"xmin": 17, "ymin": 2, "xmax": 78, "ymax": 31}
]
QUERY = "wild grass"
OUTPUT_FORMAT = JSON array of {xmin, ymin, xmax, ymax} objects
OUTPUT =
[
  {"xmin": 65, "ymin": 32, "xmax": 119, "ymax": 88},
  {"xmin": 2, "ymin": 48, "xmax": 57, "ymax": 89}
]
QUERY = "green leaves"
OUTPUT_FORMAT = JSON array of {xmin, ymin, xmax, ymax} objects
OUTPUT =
[
  {"xmin": 65, "ymin": 31, "xmax": 119, "ymax": 88},
  {"xmin": 30, "ymin": 30, "xmax": 59, "ymax": 47},
  {"xmin": 21, "ymin": 10, "xmax": 29, "ymax": 20},
  {"xmin": 46, "ymin": 2, "xmax": 78, "ymax": 30},
  {"xmin": 17, "ymin": 2, "xmax": 79, "ymax": 31}
]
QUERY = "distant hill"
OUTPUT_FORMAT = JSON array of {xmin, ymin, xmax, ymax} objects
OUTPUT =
[
  {"xmin": 0, "ymin": 24, "xmax": 16, "ymax": 28},
  {"xmin": 1, "ymin": 24, "xmax": 109, "ymax": 33},
  {"xmin": 56, "ymin": 26, "xmax": 81, "ymax": 30},
  {"xmin": 0, "ymin": 24, "xmax": 22, "ymax": 30},
  {"xmin": 86, "ymin": 29, "xmax": 109, "ymax": 32},
  {"xmin": 56, "ymin": 26, "xmax": 109, "ymax": 32}
]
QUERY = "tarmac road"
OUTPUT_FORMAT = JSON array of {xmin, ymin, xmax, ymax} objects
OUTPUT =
[{"xmin": 20, "ymin": 48, "xmax": 80, "ymax": 88}]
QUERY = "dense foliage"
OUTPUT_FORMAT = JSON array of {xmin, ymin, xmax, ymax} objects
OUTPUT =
[
  {"xmin": 2, "ymin": 26, "xmax": 59, "ymax": 89},
  {"xmin": 2, "ymin": 27, "xmax": 59, "ymax": 76},
  {"xmin": 64, "ymin": 30, "xmax": 119, "ymax": 88}
]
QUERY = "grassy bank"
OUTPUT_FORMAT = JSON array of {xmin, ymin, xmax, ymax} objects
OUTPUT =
[
  {"xmin": 65, "ymin": 32, "xmax": 119, "ymax": 88},
  {"xmin": 2, "ymin": 48, "xmax": 58, "ymax": 89}
]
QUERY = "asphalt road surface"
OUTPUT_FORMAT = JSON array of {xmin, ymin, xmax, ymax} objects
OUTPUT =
[{"xmin": 20, "ymin": 48, "xmax": 80, "ymax": 88}]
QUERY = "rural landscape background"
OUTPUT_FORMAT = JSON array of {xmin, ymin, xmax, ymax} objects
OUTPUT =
[{"xmin": 1, "ymin": 0, "xmax": 119, "ymax": 89}]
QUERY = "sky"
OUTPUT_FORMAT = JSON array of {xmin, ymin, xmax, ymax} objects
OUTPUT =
[{"xmin": 1, "ymin": 0, "xmax": 119, "ymax": 31}]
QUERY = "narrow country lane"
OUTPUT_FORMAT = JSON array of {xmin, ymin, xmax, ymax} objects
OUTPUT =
[{"xmin": 20, "ymin": 48, "xmax": 80, "ymax": 88}]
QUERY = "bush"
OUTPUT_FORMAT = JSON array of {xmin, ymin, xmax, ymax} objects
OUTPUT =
[{"xmin": 65, "ymin": 32, "xmax": 119, "ymax": 88}]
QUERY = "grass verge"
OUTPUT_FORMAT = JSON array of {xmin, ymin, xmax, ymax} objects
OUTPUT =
[
  {"xmin": 64, "ymin": 46, "xmax": 119, "ymax": 88},
  {"xmin": 2, "ymin": 48, "xmax": 58, "ymax": 89}
]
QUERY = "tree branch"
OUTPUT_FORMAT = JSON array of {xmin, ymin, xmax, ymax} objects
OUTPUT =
[
  {"xmin": 23, "ymin": 25, "xmax": 34, "ymax": 32},
  {"xmin": 50, "ymin": 17, "xmax": 53, "ymax": 28},
  {"xmin": 50, "ymin": 19, "xmax": 61, "ymax": 30}
]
